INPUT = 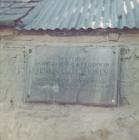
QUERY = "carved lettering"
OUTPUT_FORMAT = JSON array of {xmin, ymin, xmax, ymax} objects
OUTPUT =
[{"xmin": 25, "ymin": 47, "xmax": 119, "ymax": 106}]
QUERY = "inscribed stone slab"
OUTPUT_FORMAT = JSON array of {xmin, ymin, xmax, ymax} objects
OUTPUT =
[{"xmin": 25, "ymin": 46, "xmax": 120, "ymax": 106}]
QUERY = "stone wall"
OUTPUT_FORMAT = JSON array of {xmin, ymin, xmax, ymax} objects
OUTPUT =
[{"xmin": 0, "ymin": 29, "xmax": 139, "ymax": 140}]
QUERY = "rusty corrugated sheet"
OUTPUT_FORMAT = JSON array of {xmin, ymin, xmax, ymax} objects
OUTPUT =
[{"xmin": 21, "ymin": 0, "xmax": 139, "ymax": 30}]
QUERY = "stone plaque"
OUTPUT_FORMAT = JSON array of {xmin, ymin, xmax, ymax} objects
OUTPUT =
[{"xmin": 25, "ymin": 46, "xmax": 120, "ymax": 106}]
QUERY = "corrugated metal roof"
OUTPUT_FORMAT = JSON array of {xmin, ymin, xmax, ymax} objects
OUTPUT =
[
  {"xmin": 0, "ymin": 0, "xmax": 41, "ymax": 26},
  {"xmin": 21, "ymin": 0, "xmax": 139, "ymax": 30}
]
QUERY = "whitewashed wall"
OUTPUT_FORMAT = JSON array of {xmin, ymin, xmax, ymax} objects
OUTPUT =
[{"xmin": 0, "ymin": 29, "xmax": 139, "ymax": 140}]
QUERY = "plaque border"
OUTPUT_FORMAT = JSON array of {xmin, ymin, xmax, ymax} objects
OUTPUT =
[{"xmin": 24, "ymin": 45, "xmax": 120, "ymax": 107}]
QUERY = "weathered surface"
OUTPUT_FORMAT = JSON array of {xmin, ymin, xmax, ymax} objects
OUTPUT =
[
  {"xmin": 25, "ymin": 46, "xmax": 119, "ymax": 106},
  {"xmin": 0, "ymin": 30, "xmax": 139, "ymax": 140}
]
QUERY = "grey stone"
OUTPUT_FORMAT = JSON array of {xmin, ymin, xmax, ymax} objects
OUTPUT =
[
  {"xmin": 120, "ymin": 47, "xmax": 132, "ymax": 59},
  {"xmin": 25, "ymin": 46, "xmax": 120, "ymax": 106},
  {"xmin": 134, "ymin": 48, "xmax": 139, "ymax": 58}
]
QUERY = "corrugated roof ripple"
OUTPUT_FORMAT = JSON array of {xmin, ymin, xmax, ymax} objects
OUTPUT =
[{"xmin": 21, "ymin": 0, "xmax": 139, "ymax": 30}]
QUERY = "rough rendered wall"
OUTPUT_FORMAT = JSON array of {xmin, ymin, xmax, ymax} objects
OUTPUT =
[{"xmin": 0, "ymin": 29, "xmax": 139, "ymax": 140}]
